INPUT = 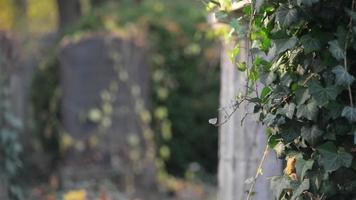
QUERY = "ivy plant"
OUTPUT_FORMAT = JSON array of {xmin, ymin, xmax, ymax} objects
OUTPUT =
[{"xmin": 209, "ymin": 0, "xmax": 356, "ymax": 199}]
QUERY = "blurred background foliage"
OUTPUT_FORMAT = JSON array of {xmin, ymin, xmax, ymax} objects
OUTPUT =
[
  {"xmin": 0, "ymin": 1, "xmax": 220, "ymax": 198},
  {"xmin": 23, "ymin": 0, "xmax": 220, "ymax": 183},
  {"xmin": 0, "ymin": 0, "xmax": 58, "ymax": 33}
]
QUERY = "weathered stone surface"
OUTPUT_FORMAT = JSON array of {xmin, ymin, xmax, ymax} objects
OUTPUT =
[
  {"xmin": 218, "ymin": 38, "xmax": 281, "ymax": 200},
  {"xmin": 59, "ymin": 32, "xmax": 156, "ymax": 198}
]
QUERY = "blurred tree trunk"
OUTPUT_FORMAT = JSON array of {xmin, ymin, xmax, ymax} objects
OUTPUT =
[{"xmin": 56, "ymin": 0, "xmax": 82, "ymax": 30}]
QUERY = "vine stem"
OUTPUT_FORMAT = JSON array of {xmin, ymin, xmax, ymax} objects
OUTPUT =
[
  {"xmin": 244, "ymin": 0, "xmax": 255, "ymax": 97},
  {"xmin": 345, "ymin": 0, "xmax": 355, "ymax": 107},
  {"xmin": 246, "ymin": 142, "xmax": 270, "ymax": 200}
]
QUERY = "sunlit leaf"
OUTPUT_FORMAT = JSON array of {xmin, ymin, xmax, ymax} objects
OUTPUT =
[
  {"xmin": 301, "ymin": 125, "xmax": 323, "ymax": 146},
  {"xmin": 332, "ymin": 65, "xmax": 355, "ymax": 86},
  {"xmin": 328, "ymin": 40, "xmax": 345, "ymax": 61},
  {"xmin": 296, "ymin": 99, "xmax": 318, "ymax": 121},
  {"xmin": 341, "ymin": 106, "xmax": 356, "ymax": 122}
]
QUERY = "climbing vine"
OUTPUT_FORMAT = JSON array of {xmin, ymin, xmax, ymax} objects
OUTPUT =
[{"xmin": 209, "ymin": 0, "xmax": 356, "ymax": 199}]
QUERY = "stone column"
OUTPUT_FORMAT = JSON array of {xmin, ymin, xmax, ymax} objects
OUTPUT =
[{"xmin": 215, "ymin": 4, "xmax": 282, "ymax": 200}]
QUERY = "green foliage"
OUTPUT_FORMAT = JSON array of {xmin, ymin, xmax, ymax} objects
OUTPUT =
[
  {"xmin": 212, "ymin": 0, "xmax": 356, "ymax": 198},
  {"xmin": 31, "ymin": 0, "xmax": 220, "ymax": 179},
  {"xmin": 0, "ymin": 74, "xmax": 23, "ymax": 199},
  {"xmin": 30, "ymin": 55, "xmax": 61, "ymax": 170}
]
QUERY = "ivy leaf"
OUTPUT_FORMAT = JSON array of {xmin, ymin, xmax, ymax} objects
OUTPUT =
[
  {"xmin": 295, "ymin": 88, "xmax": 311, "ymax": 105},
  {"xmin": 278, "ymin": 103, "xmax": 296, "ymax": 119},
  {"xmin": 276, "ymin": 4, "xmax": 298, "ymax": 27},
  {"xmin": 318, "ymin": 142, "xmax": 353, "ymax": 172},
  {"xmin": 237, "ymin": 62, "xmax": 247, "ymax": 71},
  {"xmin": 274, "ymin": 37, "xmax": 298, "ymax": 54},
  {"xmin": 301, "ymin": 125, "xmax": 323, "ymax": 146},
  {"xmin": 297, "ymin": 0, "xmax": 319, "ymax": 6},
  {"xmin": 326, "ymin": 101, "xmax": 344, "ymax": 119},
  {"xmin": 295, "ymin": 158, "xmax": 314, "ymax": 180},
  {"xmin": 230, "ymin": 18, "xmax": 245, "ymax": 36},
  {"xmin": 285, "ymin": 103, "xmax": 296, "ymax": 119},
  {"xmin": 263, "ymin": 113, "xmax": 276, "ymax": 126},
  {"xmin": 309, "ymin": 82, "xmax": 338, "ymax": 105},
  {"xmin": 270, "ymin": 176, "xmax": 294, "ymax": 199},
  {"xmin": 280, "ymin": 122, "xmax": 301, "ymax": 143},
  {"xmin": 341, "ymin": 106, "xmax": 356, "ymax": 122},
  {"xmin": 260, "ymin": 71, "xmax": 277, "ymax": 85},
  {"xmin": 300, "ymin": 35, "xmax": 321, "ymax": 54},
  {"xmin": 328, "ymin": 40, "xmax": 345, "ymax": 61},
  {"xmin": 261, "ymin": 86, "xmax": 272, "ymax": 103},
  {"xmin": 296, "ymin": 99, "xmax": 318, "ymax": 121},
  {"xmin": 332, "ymin": 65, "xmax": 355, "ymax": 86},
  {"xmin": 291, "ymin": 179, "xmax": 310, "ymax": 200}
]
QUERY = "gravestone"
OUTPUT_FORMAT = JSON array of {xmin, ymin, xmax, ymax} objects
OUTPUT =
[{"xmin": 59, "ymin": 32, "xmax": 156, "ymax": 199}]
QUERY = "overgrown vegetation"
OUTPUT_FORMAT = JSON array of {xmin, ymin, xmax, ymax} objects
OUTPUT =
[
  {"xmin": 31, "ymin": 0, "xmax": 220, "ymax": 180},
  {"xmin": 210, "ymin": 0, "xmax": 356, "ymax": 199},
  {"xmin": 0, "ymin": 49, "xmax": 23, "ymax": 199}
]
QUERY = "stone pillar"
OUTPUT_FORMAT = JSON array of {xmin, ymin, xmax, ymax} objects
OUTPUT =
[
  {"xmin": 216, "ymin": 10, "xmax": 282, "ymax": 200},
  {"xmin": 59, "ymin": 31, "xmax": 157, "ymax": 199}
]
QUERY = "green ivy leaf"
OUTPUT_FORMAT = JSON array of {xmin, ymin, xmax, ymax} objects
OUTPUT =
[
  {"xmin": 270, "ymin": 176, "xmax": 294, "ymax": 199},
  {"xmin": 295, "ymin": 88, "xmax": 311, "ymax": 105},
  {"xmin": 309, "ymin": 82, "xmax": 338, "ymax": 105},
  {"xmin": 301, "ymin": 125, "xmax": 323, "ymax": 146},
  {"xmin": 237, "ymin": 62, "xmax": 247, "ymax": 71},
  {"xmin": 295, "ymin": 158, "xmax": 314, "ymax": 180},
  {"xmin": 291, "ymin": 179, "xmax": 310, "ymax": 200},
  {"xmin": 278, "ymin": 103, "xmax": 296, "ymax": 119},
  {"xmin": 296, "ymin": 99, "xmax": 318, "ymax": 121},
  {"xmin": 274, "ymin": 37, "xmax": 298, "ymax": 54},
  {"xmin": 260, "ymin": 71, "xmax": 276, "ymax": 85},
  {"xmin": 280, "ymin": 121, "xmax": 302, "ymax": 143},
  {"xmin": 230, "ymin": 18, "xmax": 245, "ymax": 36},
  {"xmin": 326, "ymin": 101, "xmax": 343, "ymax": 119},
  {"xmin": 318, "ymin": 142, "xmax": 353, "ymax": 172},
  {"xmin": 341, "ymin": 106, "xmax": 356, "ymax": 122},
  {"xmin": 332, "ymin": 65, "xmax": 355, "ymax": 86},
  {"xmin": 300, "ymin": 35, "xmax": 321, "ymax": 54},
  {"xmin": 328, "ymin": 40, "xmax": 345, "ymax": 61},
  {"xmin": 263, "ymin": 113, "xmax": 276, "ymax": 126},
  {"xmin": 297, "ymin": 0, "xmax": 319, "ymax": 6},
  {"xmin": 275, "ymin": 4, "xmax": 298, "ymax": 27},
  {"xmin": 285, "ymin": 103, "xmax": 296, "ymax": 119}
]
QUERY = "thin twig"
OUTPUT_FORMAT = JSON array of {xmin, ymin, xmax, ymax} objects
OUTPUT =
[
  {"xmin": 246, "ymin": 142, "xmax": 270, "ymax": 200},
  {"xmin": 244, "ymin": 0, "xmax": 256, "ymax": 96},
  {"xmin": 344, "ymin": 0, "xmax": 355, "ymax": 107}
]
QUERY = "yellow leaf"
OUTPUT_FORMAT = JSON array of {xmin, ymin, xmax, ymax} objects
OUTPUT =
[
  {"xmin": 284, "ymin": 156, "xmax": 298, "ymax": 180},
  {"xmin": 63, "ymin": 189, "xmax": 86, "ymax": 200}
]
